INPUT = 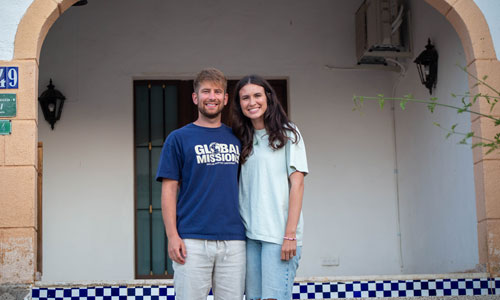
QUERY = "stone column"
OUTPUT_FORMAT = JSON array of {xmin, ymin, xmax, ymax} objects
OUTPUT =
[
  {"xmin": 0, "ymin": 60, "xmax": 39, "ymax": 284},
  {"xmin": 469, "ymin": 59, "xmax": 500, "ymax": 275},
  {"xmin": 1, "ymin": 0, "xmax": 63, "ymax": 286}
]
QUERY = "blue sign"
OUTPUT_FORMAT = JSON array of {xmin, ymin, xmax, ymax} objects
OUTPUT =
[{"xmin": 0, "ymin": 67, "xmax": 19, "ymax": 89}]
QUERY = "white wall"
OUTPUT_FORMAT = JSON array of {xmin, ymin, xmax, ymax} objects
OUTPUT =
[
  {"xmin": 0, "ymin": 0, "xmax": 498, "ymax": 60},
  {"xmin": 395, "ymin": 0, "xmax": 478, "ymax": 274},
  {"xmin": 38, "ymin": 0, "xmax": 478, "ymax": 281},
  {"xmin": 474, "ymin": 0, "xmax": 500, "ymax": 59},
  {"xmin": 38, "ymin": 0, "xmax": 402, "ymax": 281},
  {"xmin": 0, "ymin": 0, "xmax": 33, "ymax": 60}
]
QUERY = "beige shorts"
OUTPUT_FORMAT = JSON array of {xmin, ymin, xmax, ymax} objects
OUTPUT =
[{"xmin": 173, "ymin": 239, "xmax": 246, "ymax": 300}]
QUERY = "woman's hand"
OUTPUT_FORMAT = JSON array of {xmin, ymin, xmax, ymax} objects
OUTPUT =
[
  {"xmin": 281, "ymin": 239, "xmax": 297, "ymax": 261},
  {"xmin": 281, "ymin": 171, "xmax": 304, "ymax": 261}
]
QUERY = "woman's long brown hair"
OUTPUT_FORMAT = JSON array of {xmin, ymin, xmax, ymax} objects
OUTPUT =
[{"xmin": 231, "ymin": 75, "xmax": 299, "ymax": 163}]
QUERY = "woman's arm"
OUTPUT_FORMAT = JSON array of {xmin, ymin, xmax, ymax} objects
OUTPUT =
[{"xmin": 281, "ymin": 171, "xmax": 305, "ymax": 261}]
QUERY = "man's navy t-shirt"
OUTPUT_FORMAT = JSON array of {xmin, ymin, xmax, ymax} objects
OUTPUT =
[{"xmin": 156, "ymin": 123, "xmax": 245, "ymax": 240}]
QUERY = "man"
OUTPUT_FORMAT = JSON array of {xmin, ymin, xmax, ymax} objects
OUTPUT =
[{"xmin": 156, "ymin": 68, "xmax": 245, "ymax": 300}]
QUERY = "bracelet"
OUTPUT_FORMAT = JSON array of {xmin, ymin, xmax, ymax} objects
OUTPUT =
[{"xmin": 283, "ymin": 236, "xmax": 297, "ymax": 241}]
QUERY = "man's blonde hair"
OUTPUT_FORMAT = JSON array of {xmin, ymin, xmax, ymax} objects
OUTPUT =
[{"xmin": 193, "ymin": 68, "xmax": 227, "ymax": 93}]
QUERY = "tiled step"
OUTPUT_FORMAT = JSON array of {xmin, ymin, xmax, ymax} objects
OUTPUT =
[{"xmin": 29, "ymin": 274, "xmax": 499, "ymax": 300}]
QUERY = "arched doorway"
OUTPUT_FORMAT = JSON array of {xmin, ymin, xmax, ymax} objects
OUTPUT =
[{"xmin": 1, "ymin": 0, "xmax": 499, "ymax": 283}]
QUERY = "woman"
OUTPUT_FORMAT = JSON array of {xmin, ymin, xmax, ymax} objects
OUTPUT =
[{"xmin": 232, "ymin": 75, "xmax": 308, "ymax": 300}]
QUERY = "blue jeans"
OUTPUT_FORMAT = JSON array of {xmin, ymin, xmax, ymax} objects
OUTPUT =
[{"xmin": 245, "ymin": 238, "xmax": 301, "ymax": 300}]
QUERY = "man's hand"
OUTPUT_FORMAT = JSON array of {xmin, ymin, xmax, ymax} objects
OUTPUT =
[
  {"xmin": 168, "ymin": 235, "xmax": 187, "ymax": 264},
  {"xmin": 161, "ymin": 179, "xmax": 186, "ymax": 264},
  {"xmin": 281, "ymin": 239, "xmax": 297, "ymax": 261}
]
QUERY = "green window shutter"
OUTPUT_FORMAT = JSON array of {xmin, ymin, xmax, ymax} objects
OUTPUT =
[{"xmin": 134, "ymin": 81, "xmax": 178, "ymax": 278}]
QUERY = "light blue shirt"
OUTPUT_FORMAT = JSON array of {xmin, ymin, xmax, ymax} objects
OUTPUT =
[{"xmin": 239, "ymin": 126, "xmax": 309, "ymax": 246}]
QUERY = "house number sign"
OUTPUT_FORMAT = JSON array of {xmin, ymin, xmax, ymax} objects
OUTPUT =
[
  {"xmin": 0, "ymin": 120, "xmax": 12, "ymax": 135},
  {"xmin": 0, "ymin": 94, "xmax": 16, "ymax": 117},
  {"xmin": 0, "ymin": 67, "xmax": 19, "ymax": 89}
]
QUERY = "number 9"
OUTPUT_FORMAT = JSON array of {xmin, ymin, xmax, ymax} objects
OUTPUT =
[{"xmin": 7, "ymin": 68, "xmax": 18, "ymax": 88}]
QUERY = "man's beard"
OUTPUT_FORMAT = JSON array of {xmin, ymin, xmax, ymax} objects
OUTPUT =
[{"xmin": 198, "ymin": 102, "xmax": 224, "ymax": 119}]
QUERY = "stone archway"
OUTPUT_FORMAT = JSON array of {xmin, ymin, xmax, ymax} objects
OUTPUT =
[
  {"xmin": 0, "ymin": 0, "xmax": 498, "ymax": 284},
  {"xmin": 0, "ymin": 0, "xmax": 78, "ymax": 284},
  {"xmin": 424, "ymin": 0, "xmax": 500, "ymax": 274}
]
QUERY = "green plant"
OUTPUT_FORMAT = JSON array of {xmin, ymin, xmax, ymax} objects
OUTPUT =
[{"xmin": 353, "ymin": 66, "xmax": 500, "ymax": 154}]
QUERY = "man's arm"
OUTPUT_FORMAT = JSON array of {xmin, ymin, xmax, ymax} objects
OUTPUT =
[{"xmin": 161, "ymin": 178, "xmax": 187, "ymax": 264}]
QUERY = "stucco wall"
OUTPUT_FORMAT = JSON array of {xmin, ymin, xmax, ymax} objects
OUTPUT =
[
  {"xmin": 395, "ymin": 0, "xmax": 478, "ymax": 273},
  {"xmin": 0, "ymin": 1, "xmax": 498, "ymax": 61},
  {"xmin": 0, "ymin": 0, "xmax": 483, "ymax": 281},
  {"xmin": 473, "ymin": 0, "xmax": 500, "ymax": 58},
  {"xmin": 0, "ymin": 0, "xmax": 32, "ymax": 61},
  {"xmin": 36, "ymin": 0, "xmax": 404, "ymax": 281}
]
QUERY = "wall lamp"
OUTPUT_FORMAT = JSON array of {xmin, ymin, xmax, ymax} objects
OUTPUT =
[
  {"xmin": 38, "ymin": 79, "xmax": 66, "ymax": 130},
  {"xmin": 414, "ymin": 38, "xmax": 438, "ymax": 95}
]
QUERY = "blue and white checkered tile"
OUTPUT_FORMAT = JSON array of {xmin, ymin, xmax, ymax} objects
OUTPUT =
[
  {"xmin": 494, "ymin": 277, "xmax": 500, "ymax": 295},
  {"xmin": 292, "ymin": 278, "xmax": 494, "ymax": 299},
  {"xmin": 32, "ymin": 286, "xmax": 177, "ymax": 300},
  {"xmin": 31, "ymin": 277, "xmax": 498, "ymax": 300}
]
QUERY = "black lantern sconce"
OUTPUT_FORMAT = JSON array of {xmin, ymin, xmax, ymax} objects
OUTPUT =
[
  {"xmin": 414, "ymin": 38, "xmax": 439, "ymax": 95},
  {"xmin": 38, "ymin": 79, "xmax": 66, "ymax": 130}
]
